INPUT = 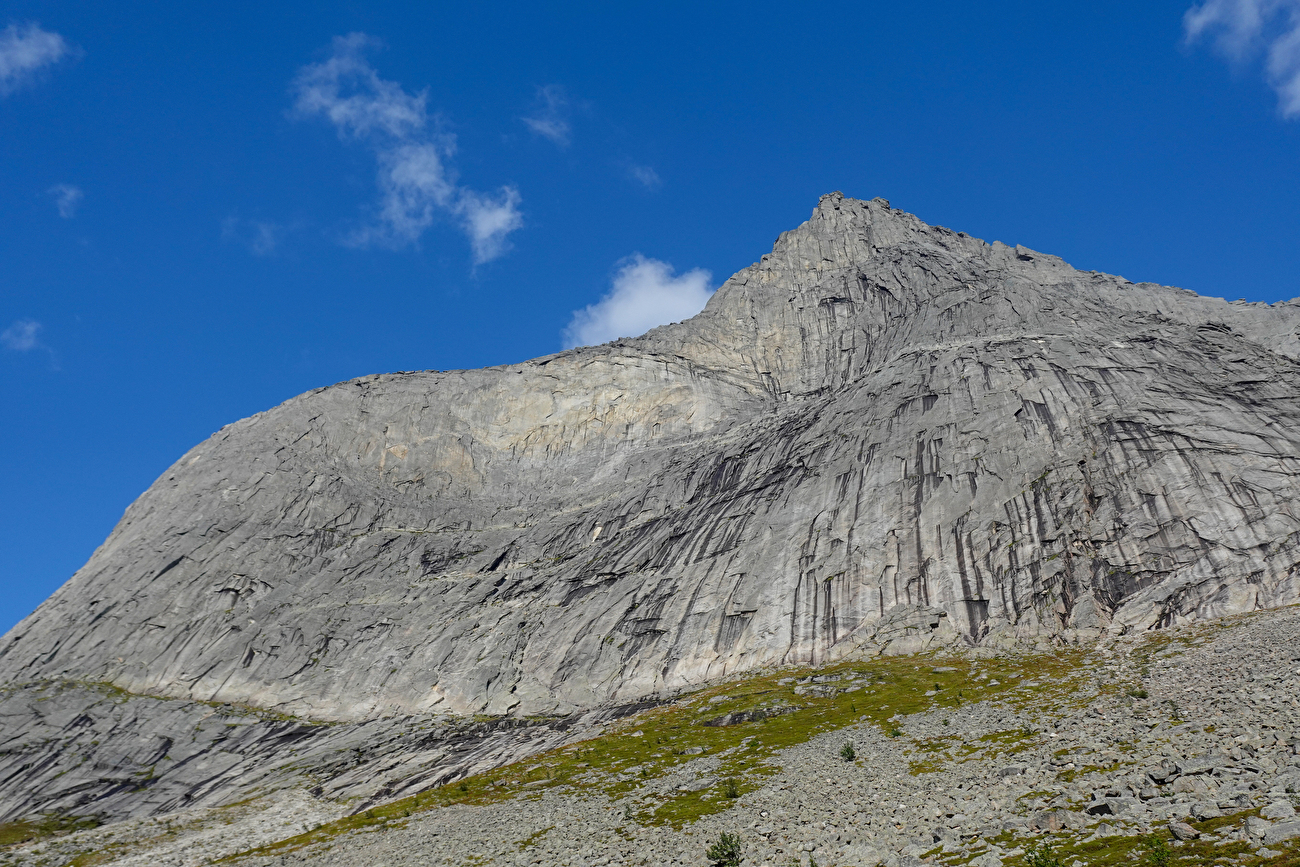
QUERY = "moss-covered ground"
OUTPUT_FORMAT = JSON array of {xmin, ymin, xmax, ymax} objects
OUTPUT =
[
  {"xmin": 223, "ymin": 645, "xmax": 1105, "ymax": 860},
  {"xmin": 948, "ymin": 808, "xmax": 1300, "ymax": 867},
  {"xmin": 16, "ymin": 608, "xmax": 1300, "ymax": 867},
  {"xmin": 0, "ymin": 815, "xmax": 100, "ymax": 849}
]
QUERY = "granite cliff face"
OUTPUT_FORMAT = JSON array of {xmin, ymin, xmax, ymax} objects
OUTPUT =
[{"xmin": 3, "ymin": 194, "xmax": 1300, "ymax": 820}]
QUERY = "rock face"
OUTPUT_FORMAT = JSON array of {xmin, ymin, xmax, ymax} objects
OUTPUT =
[
  {"xmin": 11, "ymin": 585, "xmax": 1300, "ymax": 867},
  {"xmin": 4, "ymin": 193, "xmax": 1300, "ymax": 731}
]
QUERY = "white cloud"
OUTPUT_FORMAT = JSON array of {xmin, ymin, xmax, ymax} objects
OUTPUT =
[
  {"xmin": 629, "ymin": 164, "xmax": 662, "ymax": 190},
  {"xmin": 522, "ymin": 84, "xmax": 571, "ymax": 147},
  {"xmin": 563, "ymin": 255, "xmax": 713, "ymax": 349},
  {"xmin": 458, "ymin": 186, "xmax": 524, "ymax": 265},
  {"xmin": 292, "ymin": 33, "xmax": 425, "ymax": 140},
  {"xmin": 1, "ymin": 319, "xmax": 41, "ymax": 352},
  {"xmin": 292, "ymin": 34, "xmax": 523, "ymax": 262},
  {"xmin": 0, "ymin": 22, "xmax": 68, "ymax": 95},
  {"xmin": 48, "ymin": 183, "xmax": 82, "ymax": 218},
  {"xmin": 1185, "ymin": 0, "xmax": 1300, "ymax": 117}
]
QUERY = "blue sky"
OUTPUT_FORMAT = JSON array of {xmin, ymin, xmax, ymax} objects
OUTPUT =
[{"xmin": 2, "ymin": 1, "xmax": 1299, "ymax": 633}]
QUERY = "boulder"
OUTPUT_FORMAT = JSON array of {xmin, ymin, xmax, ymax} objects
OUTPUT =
[
  {"xmin": 1191, "ymin": 802, "xmax": 1223, "ymax": 820},
  {"xmin": 1245, "ymin": 816, "xmax": 1273, "ymax": 839},
  {"xmin": 1262, "ymin": 800, "xmax": 1297, "ymax": 820},
  {"xmin": 1263, "ymin": 820, "xmax": 1300, "ymax": 846}
]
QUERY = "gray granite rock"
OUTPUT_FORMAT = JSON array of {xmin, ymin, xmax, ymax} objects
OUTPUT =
[
  {"xmin": 4, "ymin": 194, "xmax": 1300, "ymax": 827},
  {"xmin": 1263, "ymin": 800, "xmax": 1298, "ymax": 820},
  {"xmin": 1246, "ymin": 815, "xmax": 1274, "ymax": 839},
  {"xmin": 1263, "ymin": 819, "xmax": 1300, "ymax": 845}
]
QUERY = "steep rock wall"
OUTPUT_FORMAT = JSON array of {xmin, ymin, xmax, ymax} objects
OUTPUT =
[{"xmin": 3, "ymin": 194, "xmax": 1300, "ymax": 724}]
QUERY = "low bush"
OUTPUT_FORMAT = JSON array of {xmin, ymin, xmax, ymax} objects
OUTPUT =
[
  {"xmin": 1143, "ymin": 833, "xmax": 1172, "ymax": 867},
  {"xmin": 706, "ymin": 831, "xmax": 743, "ymax": 867},
  {"xmin": 1023, "ymin": 839, "xmax": 1063, "ymax": 867}
]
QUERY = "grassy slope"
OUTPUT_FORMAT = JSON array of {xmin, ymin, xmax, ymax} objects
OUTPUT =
[
  {"xmin": 8, "ymin": 609, "xmax": 1298, "ymax": 867},
  {"xmin": 223, "ymin": 646, "xmax": 1102, "ymax": 859}
]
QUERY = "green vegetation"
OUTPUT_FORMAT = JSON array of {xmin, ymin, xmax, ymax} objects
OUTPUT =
[
  {"xmin": 1023, "ymin": 839, "xmax": 1064, "ymax": 867},
  {"xmin": 218, "ymin": 638, "xmax": 1152, "ymax": 862},
  {"xmin": 228, "ymin": 648, "xmax": 1088, "ymax": 858},
  {"xmin": 705, "ymin": 831, "xmax": 743, "ymax": 867},
  {"xmin": 839, "ymin": 740, "xmax": 856, "ymax": 762},
  {"xmin": 908, "ymin": 756, "xmax": 944, "ymax": 775},
  {"xmin": 0, "ymin": 814, "xmax": 100, "ymax": 848},
  {"xmin": 1142, "ymin": 833, "xmax": 1172, "ymax": 867},
  {"xmin": 972, "ymin": 807, "xmax": 1300, "ymax": 867},
  {"xmin": 514, "ymin": 825, "xmax": 553, "ymax": 851},
  {"xmin": 1055, "ymin": 760, "xmax": 1132, "ymax": 784}
]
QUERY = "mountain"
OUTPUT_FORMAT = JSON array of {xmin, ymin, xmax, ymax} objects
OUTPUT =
[{"xmin": 3, "ymin": 193, "xmax": 1299, "ymax": 826}]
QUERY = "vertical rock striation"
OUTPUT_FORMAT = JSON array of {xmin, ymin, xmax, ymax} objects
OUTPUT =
[{"xmin": 3, "ymin": 193, "xmax": 1299, "ymax": 731}]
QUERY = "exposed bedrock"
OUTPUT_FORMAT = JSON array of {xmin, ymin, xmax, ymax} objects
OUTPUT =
[{"xmin": 3, "ymin": 193, "xmax": 1300, "ymax": 730}]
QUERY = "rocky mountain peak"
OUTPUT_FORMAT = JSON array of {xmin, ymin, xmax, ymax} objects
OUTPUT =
[{"xmin": 2, "ymin": 195, "xmax": 1298, "ymax": 735}]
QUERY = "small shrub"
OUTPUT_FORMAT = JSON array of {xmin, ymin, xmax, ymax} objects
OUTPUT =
[
  {"xmin": 1127, "ymin": 687, "xmax": 1149, "ymax": 699},
  {"xmin": 1023, "ymin": 840, "xmax": 1063, "ymax": 867},
  {"xmin": 1143, "ymin": 833, "xmax": 1172, "ymax": 867},
  {"xmin": 809, "ymin": 855, "xmax": 819, "ymax": 867},
  {"xmin": 888, "ymin": 726, "xmax": 903, "ymax": 738},
  {"xmin": 706, "ymin": 831, "xmax": 743, "ymax": 867},
  {"xmin": 722, "ymin": 778, "xmax": 740, "ymax": 799},
  {"xmin": 457, "ymin": 781, "xmax": 468, "ymax": 793},
  {"xmin": 942, "ymin": 718, "xmax": 950, "ymax": 726},
  {"xmin": 840, "ymin": 741, "xmax": 856, "ymax": 762}
]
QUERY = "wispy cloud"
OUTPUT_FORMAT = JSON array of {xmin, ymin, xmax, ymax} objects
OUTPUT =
[
  {"xmin": 1185, "ymin": 0, "xmax": 1300, "ymax": 117},
  {"xmin": 458, "ymin": 187, "xmax": 524, "ymax": 265},
  {"xmin": 292, "ymin": 34, "xmax": 523, "ymax": 264},
  {"xmin": 1, "ymin": 319, "xmax": 42, "ymax": 352},
  {"xmin": 628, "ymin": 164, "xmax": 662, "ymax": 190},
  {"xmin": 48, "ymin": 183, "xmax": 82, "ymax": 218},
  {"xmin": 0, "ymin": 22, "xmax": 68, "ymax": 96},
  {"xmin": 222, "ymin": 216, "xmax": 284, "ymax": 255},
  {"xmin": 522, "ymin": 84, "xmax": 571, "ymax": 147},
  {"xmin": 563, "ymin": 255, "xmax": 713, "ymax": 349}
]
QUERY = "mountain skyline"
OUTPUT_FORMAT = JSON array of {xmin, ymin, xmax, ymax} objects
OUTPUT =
[{"xmin": 3, "ymin": 1, "xmax": 1299, "ymax": 638}]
